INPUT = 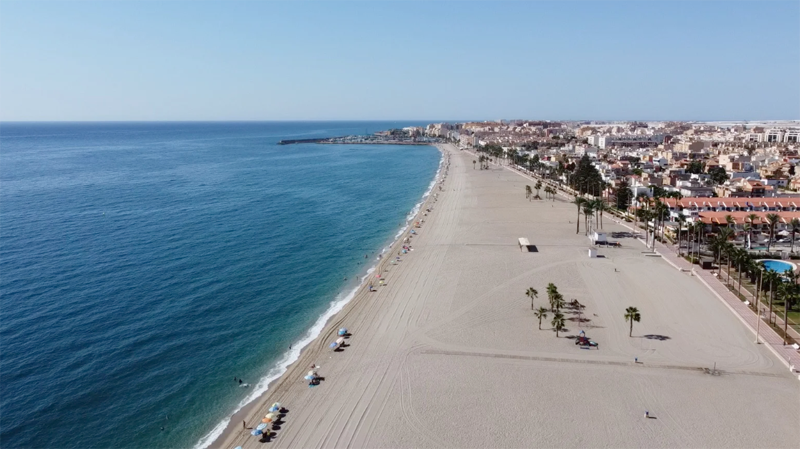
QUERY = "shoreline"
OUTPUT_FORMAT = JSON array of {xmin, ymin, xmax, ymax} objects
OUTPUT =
[{"xmin": 198, "ymin": 144, "xmax": 447, "ymax": 449}]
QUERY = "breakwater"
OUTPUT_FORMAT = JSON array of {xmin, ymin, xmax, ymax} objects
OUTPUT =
[{"xmin": 279, "ymin": 136, "xmax": 438, "ymax": 145}]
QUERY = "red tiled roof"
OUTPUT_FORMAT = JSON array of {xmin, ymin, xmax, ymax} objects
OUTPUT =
[
  {"xmin": 697, "ymin": 211, "xmax": 800, "ymax": 225},
  {"xmin": 660, "ymin": 197, "xmax": 800, "ymax": 209}
]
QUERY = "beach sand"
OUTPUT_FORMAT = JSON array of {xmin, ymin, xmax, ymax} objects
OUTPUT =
[{"xmin": 211, "ymin": 143, "xmax": 799, "ymax": 449}]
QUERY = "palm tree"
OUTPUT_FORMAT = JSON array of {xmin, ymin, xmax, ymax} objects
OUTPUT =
[
  {"xmin": 675, "ymin": 213, "xmax": 686, "ymax": 256},
  {"xmin": 525, "ymin": 185, "xmax": 532, "ymax": 200},
  {"xmin": 552, "ymin": 293, "xmax": 565, "ymax": 312},
  {"xmin": 789, "ymin": 218, "xmax": 800, "ymax": 254},
  {"xmin": 551, "ymin": 312, "xmax": 565, "ymax": 337},
  {"xmin": 711, "ymin": 227, "xmax": 735, "ymax": 265},
  {"xmin": 780, "ymin": 272, "xmax": 798, "ymax": 344},
  {"xmin": 639, "ymin": 209, "xmax": 654, "ymax": 248},
  {"xmin": 633, "ymin": 194, "xmax": 647, "ymax": 232},
  {"xmin": 526, "ymin": 287, "xmax": 538, "ymax": 310},
  {"xmin": 546, "ymin": 283, "xmax": 558, "ymax": 310},
  {"xmin": 746, "ymin": 213, "xmax": 759, "ymax": 249},
  {"xmin": 765, "ymin": 213, "xmax": 781, "ymax": 252},
  {"xmin": 624, "ymin": 306, "xmax": 641, "ymax": 337},
  {"xmin": 534, "ymin": 180, "xmax": 542, "ymax": 200},
  {"xmin": 723, "ymin": 243, "xmax": 736, "ymax": 285},
  {"xmin": 763, "ymin": 268, "xmax": 781, "ymax": 324},
  {"xmin": 572, "ymin": 197, "xmax": 586, "ymax": 234},
  {"xmin": 473, "ymin": 160, "xmax": 476, "ymax": 170},
  {"xmin": 653, "ymin": 201, "xmax": 670, "ymax": 247},
  {"xmin": 592, "ymin": 199, "xmax": 606, "ymax": 229},
  {"xmin": 534, "ymin": 307, "xmax": 548, "ymax": 330},
  {"xmin": 582, "ymin": 203, "xmax": 595, "ymax": 235},
  {"xmin": 734, "ymin": 249, "xmax": 750, "ymax": 298}
]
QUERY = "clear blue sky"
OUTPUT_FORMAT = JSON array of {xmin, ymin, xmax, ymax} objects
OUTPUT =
[{"xmin": 1, "ymin": 1, "xmax": 798, "ymax": 121}]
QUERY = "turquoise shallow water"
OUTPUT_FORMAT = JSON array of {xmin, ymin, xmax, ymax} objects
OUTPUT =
[{"xmin": 0, "ymin": 122, "xmax": 439, "ymax": 449}]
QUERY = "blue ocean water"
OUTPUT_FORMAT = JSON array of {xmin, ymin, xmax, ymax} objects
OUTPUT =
[{"xmin": 0, "ymin": 122, "xmax": 440, "ymax": 449}]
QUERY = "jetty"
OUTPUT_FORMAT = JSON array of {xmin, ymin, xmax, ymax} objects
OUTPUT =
[{"xmin": 278, "ymin": 135, "xmax": 439, "ymax": 145}]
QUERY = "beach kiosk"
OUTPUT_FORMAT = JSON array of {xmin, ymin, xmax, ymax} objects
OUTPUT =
[
  {"xmin": 518, "ymin": 238, "xmax": 530, "ymax": 252},
  {"xmin": 591, "ymin": 232, "xmax": 607, "ymax": 245}
]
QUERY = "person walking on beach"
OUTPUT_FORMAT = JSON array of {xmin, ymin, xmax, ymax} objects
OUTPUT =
[{"xmin": 243, "ymin": 420, "xmax": 246, "ymax": 429}]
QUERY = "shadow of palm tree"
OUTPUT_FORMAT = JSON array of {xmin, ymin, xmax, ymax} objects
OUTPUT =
[{"xmin": 642, "ymin": 334, "xmax": 671, "ymax": 341}]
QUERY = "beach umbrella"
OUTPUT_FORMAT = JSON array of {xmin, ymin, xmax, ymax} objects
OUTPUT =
[
  {"xmin": 261, "ymin": 417, "xmax": 270, "ymax": 423},
  {"xmin": 269, "ymin": 405, "xmax": 280, "ymax": 412},
  {"xmin": 256, "ymin": 423, "xmax": 268, "ymax": 430},
  {"xmin": 235, "ymin": 446, "xmax": 243, "ymax": 449},
  {"xmin": 251, "ymin": 429, "xmax": 262, "ymax": 436},
  {"xmin": 338, "ymin": 328, "xmax": 347, "ymax": 335},
  {"xmin": 271, "ymin": 402, "xmax": 281, "ymax": 409},
  {"xmin": 336, "ymin": 337, "xmax": 345, "ymax": 345},
  {"xmin": 304, "ymin": 375, "xmax": 314, "ymax": 380},
  {"xmin": 329, "ymin": 342, "xmax": 338, "ymax": 349}
]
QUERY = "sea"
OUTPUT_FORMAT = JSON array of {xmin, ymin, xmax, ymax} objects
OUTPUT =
[{"xmin": 0, "ymin": 122, "xmax": 441, "ymax": 449}]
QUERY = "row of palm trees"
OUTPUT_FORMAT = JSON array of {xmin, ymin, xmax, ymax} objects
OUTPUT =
[
  {"xmin": 526, "ymin": 285, "xmax": 644, "ymax": 338},
  {"xmin": 704, "ymin": 236, "xmax": 798, "ymax": 343},
  {"xmin": 525, "ymin": 181, "xmax": 544, "ymax": 200},
  {"xmin": 632, "ymin": 195, "xmax": 671, "ymax": 249},
  {"xmin": 526, "ymin": 284, "xmax": 566, "ymax": 335},
  {"xmin": 472, "ymin": 155, "xmax": 491, "ymax": 170},
  {"xmin": 525, "ymin": 181, "xmax": 560, "ymax": 202},
  {"xmin": 571, "ymin": 196, "xmax": 608, "ymax": 235}
]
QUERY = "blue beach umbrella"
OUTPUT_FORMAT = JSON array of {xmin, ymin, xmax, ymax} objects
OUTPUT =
[
  {"xmin": 256, "ymin": 423, "xmax": 268, "ymax": 430},
  {"xmin": 235, "ymin": 446, "xmax": 243, "ymax": 449},
  {"xmin": 338, "ymin": 328, "xmax": 347, "ymax": 336},
  {"xmin": 251, "ymin": 429, "xmax": 262, "ymax": 436},
  {"xmin": 329, "ymin": 342, "xmax": 338, "ymax": 348},
  {"xmin": 304, "ymin": 375, "xmax": 314, "ymax": 380},
  {"xmin": 269, "ymin": 406, "xmax": 280, "ymax": 412}
]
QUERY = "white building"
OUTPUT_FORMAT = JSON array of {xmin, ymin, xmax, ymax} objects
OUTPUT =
[{"xmin": 598, "ymin": 134, "xmax": 665, "ymax": 149}]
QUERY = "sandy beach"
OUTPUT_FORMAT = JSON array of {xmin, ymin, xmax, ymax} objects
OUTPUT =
[{"xmin": 211, "ymin": 143, "xmax": 799, "ymax": 449}]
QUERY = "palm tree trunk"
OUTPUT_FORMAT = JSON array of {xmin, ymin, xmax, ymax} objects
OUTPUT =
[
  {"xmin": 783, "ymin": 298, "xmax": 791, "ymax": 345},
  {"xmin": 769, "ymin": 281, "xmax": 775, "ymax": 325},
  {"xmin": 727, "ymin": 257, "xmax": 732, "ymax": 285},
  {"xmin": 755, "ymin": 271, "xmax": 762, "ymax": 310},
  {"xmin": 737, "ymin": 263, "xmax": 743, "ymax": 298},
  {"xmin": 792, "ymin": 232, "xmax": 796, "ymax": 254},
  {"xmin": 576, "ymin": 209, "xmax": 580, "ymax": 234}
]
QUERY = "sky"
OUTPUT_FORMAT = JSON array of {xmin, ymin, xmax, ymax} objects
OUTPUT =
[{"xmin": 1, "ymin": 0, "xmax": 798, "ymax": 121}]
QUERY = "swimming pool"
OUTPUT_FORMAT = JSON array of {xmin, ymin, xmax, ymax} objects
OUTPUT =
[{"xmin": 759, "ymin": 259, "xmax": 797, "ymax": 273}]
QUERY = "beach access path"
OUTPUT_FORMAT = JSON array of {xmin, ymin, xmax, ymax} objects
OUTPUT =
[{"xmin": 214, "ymin": 144, "xmax": 798, "ymax": 449}]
